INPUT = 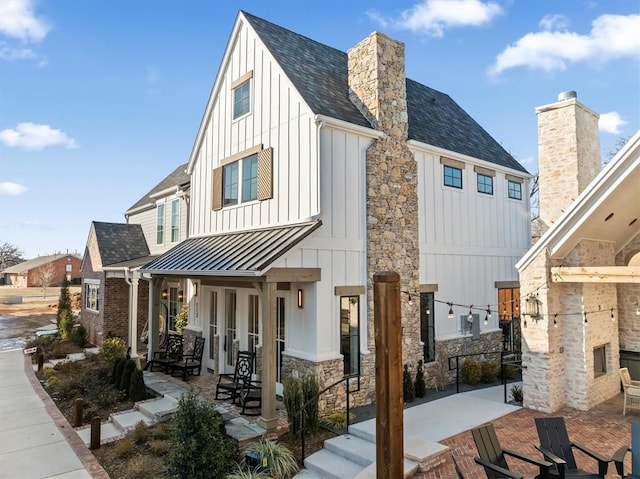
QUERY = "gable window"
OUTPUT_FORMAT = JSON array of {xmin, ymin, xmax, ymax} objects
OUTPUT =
[
  {"xmin": 444, "ymin": 165, "xmax": 462, "ymax": 189},
  {"xmin": 233, "ymin": 80, "xmax": 251, "ymax": 118},
  {"xmin": 508, "ymin": 178, "xmax": 523, "ymax": 200},
  {"xmin": 156, "ymin": 203, "xmax": 165, "ymax": 245},
  {"xmin": 170, "ymin": 199, "xmax": 180, "ymax": 243},
  {"xmin": 84, "ymin": 280, "xmax": 100, "ymax": 312},
  {"xmin": 477, "ymin": 173, "xmax": 493, "ymax": 195}
]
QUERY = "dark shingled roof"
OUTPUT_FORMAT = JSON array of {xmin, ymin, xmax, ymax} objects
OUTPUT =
[
  {"xmin": 127, "ymin": 163, "xmax": 190, "ymax": 213},
  {"xmin": 92, "ymin": 222, "xmax": 150, "ymax": 266},
  {"xmin": 242, "ymin": 11, "xmax": 527, "ymax": 174}
]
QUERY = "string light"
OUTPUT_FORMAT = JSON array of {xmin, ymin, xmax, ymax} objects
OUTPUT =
[
  {"xmin": 611, "ymin": 308, "xmax": 615, "ymax": 321},
  {"xmin": 467, "ymin": 305, "xmax": 474, "ymax": 322},
  {"xmin": 636, "ymin": 303, "xmax": 640, "ymax": 316},
  {"xmin": 584, "ymin": 312, "xmax": 588, "ymax": 325},
  {"xmin": 447, "ymin": 302, "xmax": 454, "ymax": 319},
  {"xmin": 553, "ymin": 314, "xmax": 558, "ymax": 328},
  {"xmin": 486, "ymin": 305, "xmax": 492, "ymax": 319}
]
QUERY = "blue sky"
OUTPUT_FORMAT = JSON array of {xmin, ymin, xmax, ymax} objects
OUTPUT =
[{"xmin": 0, "ymin": 0, "xmax": 638, "ymax": 259}]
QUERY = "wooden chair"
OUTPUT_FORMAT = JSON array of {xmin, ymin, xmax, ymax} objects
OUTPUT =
[
  {"xmin": 238, "ymin": 379, "xmax": 262, "ymax": 416},
  {"xmin": 620, "ymin": 368, "xmax": 640, "ymax": 416},
  {"xmin": 144, "ymin": 333, "xmax": 183, "ymax": 373},
  {"xmin": 472, "ymin": 423, "xmax": 552, "ymax": 479},
  {"xmin": 170, "ymin": 336, "xmax": 205, "ymax": 381},
  {"xmin": 215, "ymin": 350, "xmax": 255, "ymax": 403},
  {"xmin": 535, "ymin": 417, "xmax": 610, "ymax": 478}
]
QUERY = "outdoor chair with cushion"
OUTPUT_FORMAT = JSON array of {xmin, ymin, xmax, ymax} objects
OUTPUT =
[
  {"xmin": 535, "ymin": 416, "xmax": 610, "ymax": 478},
  {"xmin": 170, "ymin": 336, "xmax": 205, "ymax": 381},
  {"xmin": 472, "ymin": 422, "xmax": 552, "ymax": 479},
  {"xmin": 620, "ymin": 368, "xmax": 640, "ymax": 416},
  {"xmin": 144, "ymin": 333, "xmax": 183, "ymax": 373},
  {"xmin": 238, "ymin": 379, "xmax": 262, "ymax": 416},
  {"xmin": 215, "ymin": 350, "xmax": 255, "ymax": 403}
]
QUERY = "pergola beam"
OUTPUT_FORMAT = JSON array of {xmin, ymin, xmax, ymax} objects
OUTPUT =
[{"xmin": 551, "ymin": 266, "xmax": 640, "ymax": 283}]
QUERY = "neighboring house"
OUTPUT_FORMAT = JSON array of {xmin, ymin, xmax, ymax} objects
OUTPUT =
[
  {"xmin": 517, "ymin": 91, "xmax": 640, "ymax": 412},
  {"xmin": 1, "ymin": 254, "xmax": 81, "ymax": 288},
  {"xmin": 80, "ymin": 164, "xmax": 190, "ymax": 348},
  {"xmin": 140, "ymin": 11, "xmax": 530, "ymax": 430}
]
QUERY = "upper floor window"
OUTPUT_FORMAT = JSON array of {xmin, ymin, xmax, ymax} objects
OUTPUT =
[
  {"xmin": 477, "ymin": 173, "xmax": 494, "ymax": 195},
  {"xmin": 232, "ymin": 72, "xmax": 253, "ymax": 119},
  {"xmin": 156, "ymin": 203, "xmax": 165, "ymax": 244},
  {"xmin": 170, "ymin": 198, "xmax": 180, "ymax": 243},
  {"xmin": 444, "ymin": 165, "xmax": 462, "ymax": 189},
  {"xmin": 242, "ymin": 155, "xmax": 258, "ymax": 202},
  {"xmin": 508, "ymin": 179, "xmax": 522, "ymax": 200}
]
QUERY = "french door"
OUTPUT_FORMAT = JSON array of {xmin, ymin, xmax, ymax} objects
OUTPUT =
[{"xmin": 276, "ymin": 295, "xmax": 286, "ymax": 395}]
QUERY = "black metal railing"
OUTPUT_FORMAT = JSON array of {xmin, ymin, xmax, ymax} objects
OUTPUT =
[
  {"xmin": 299, "ymin": 373, "xmax": 360, "ymax": 464},
  {"xmin": 448, "ymin": 350, "xmax": 522, "ymax": 400}
]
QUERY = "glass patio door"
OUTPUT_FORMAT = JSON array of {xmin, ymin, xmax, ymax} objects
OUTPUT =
[
  {"xmin": 224, "ymin": 290, "xmax": 237, "ymax": 374},
  {"xmin": 276, "ymin": 295, "xmax": 286, "ymax": 395}
]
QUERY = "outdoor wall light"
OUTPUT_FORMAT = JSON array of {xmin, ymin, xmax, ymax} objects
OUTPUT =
[
  {"xmin": 178, "ymin": 290, "xmax": 184, "ymax": 302},
  {"xmin": 297, "ymin": 289, "xmax": 304, "ymax": 308},
  {"xmin": 193, "ymin": 283, "xmax": 198, "ymax": 297},
  {"xmin": 524, "ymin": 294, "xmax": 540, "ymax": 320},
  {"xmin": 161, "ymin": 289, "xmax": 168, "ymax": 300}
]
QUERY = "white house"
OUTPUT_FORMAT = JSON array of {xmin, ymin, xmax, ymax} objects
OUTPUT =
[{"xmin": 140, "ymin": 11, "xmax": 530, "ymax": 430}]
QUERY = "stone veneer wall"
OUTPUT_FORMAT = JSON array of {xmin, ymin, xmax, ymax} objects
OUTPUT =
[{"xmin": 616, "ymin": 233, "xmax": 640, "ymax": 352}]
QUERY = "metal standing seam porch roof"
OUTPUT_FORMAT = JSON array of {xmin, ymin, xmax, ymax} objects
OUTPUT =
[{"xmin": 140, "ymin": 221, "xmax": 322, "ymax": 277}]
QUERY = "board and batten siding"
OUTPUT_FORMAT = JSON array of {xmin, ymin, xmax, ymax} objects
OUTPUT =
[
  {"xmin": 128, "ymin": 195, "xmax": 188, "ymax": 256},
  {"xmin": 414, "ymin": 148, "xmax": 531, "ymax": 338},
  {"xmin": 189, "ymin": 21, "xmax": 318, "ymax": 238}
]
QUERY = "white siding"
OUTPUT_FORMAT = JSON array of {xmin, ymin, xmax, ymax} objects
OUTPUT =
[{"xmin": 128, "ymin": 195, "xmax": 188, "ymax": 255}]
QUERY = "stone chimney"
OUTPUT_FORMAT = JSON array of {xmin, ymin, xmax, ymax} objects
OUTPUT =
[{"xmin": 536, "ymin": 91, "xmax": 601, "ymax": 227}]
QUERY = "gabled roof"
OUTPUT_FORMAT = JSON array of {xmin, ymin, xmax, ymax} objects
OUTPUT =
[
  {"xmin": 92, "ymin": 222, "xmax": 150, "ymax": 267},
  {"xmin": 517, "ymin": 130, "xmax": 640, "ymax": 271},
  {"xmin": 126, "ymin": 163, "xmax": 190, "ymax": 215},
  {"xmin": 2, "ymin": 254, "xmax": 73, "ymax": 273},
  {"xmin": 242, "ymin": 11, "xmax": 526, "ymax": 174}
]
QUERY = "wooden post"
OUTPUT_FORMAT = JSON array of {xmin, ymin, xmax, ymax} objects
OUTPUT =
[
  {"xmin": 374, "ymin": 271, "xmax": 404, "ymax": 479},
  {"xmin": 37, "ymin": 354, "xmax": 44, "ymax": 372},
  {"xmin": 90, "ymin": 417, "xmax": 101, "ymax": 450},
  {"xmin": 632, "ymin": 422, "xmax": 640, "ymax": 475},
  {"xmin": 73, "ymin": 398, "xmax": 83, "ymax": 427}
]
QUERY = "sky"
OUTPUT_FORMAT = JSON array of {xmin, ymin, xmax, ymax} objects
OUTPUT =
[{"xmin": 0, "ymin": 0, "xmax": 638, "ymax": 259}]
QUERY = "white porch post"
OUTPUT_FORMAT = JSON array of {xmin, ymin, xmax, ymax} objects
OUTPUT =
[
  {"xmin": 129, "ymin": 272, "xmax": 139, "ymax": 357},
  {"xmin": 148, "ymin": 278, "xmax": 161, "ymax": 355},
  {"xmin": 257, "ymin": 281, "xmax": 278, "ymax": 431}
]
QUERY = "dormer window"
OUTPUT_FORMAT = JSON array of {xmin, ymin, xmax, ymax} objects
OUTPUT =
[{"xmin": 232, "ymin": 71, "xmax": 253, "ymax": 119}]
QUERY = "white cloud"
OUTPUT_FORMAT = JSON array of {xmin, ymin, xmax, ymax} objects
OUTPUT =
[
  {"xmin": 539, "ymin": 14, "xmax": 570, "ymax": 31},
  {"xmin": 599, "ymin": 111, "xmax": 627, "ymax": 135},
  {"xmin": 369, "ymin": 0, "xmax": 503, "ymax": 37},
  {"xmin": 0, "ymin": 43, "xmax": 35, "ymax": 60},
  {"xmin": 489, "ymin": 14, "xmax": 640, "ymax": 76},
  {"xmin": 0, "ymin": 122, "xmax": 77, "ymax": 150},
  {"xmin": 0, "ymin": 182, "xmax": 27, "ymax": 195},
  {"xmin": 0, "ymin": 0, "xmax": 50, "ymax": 42}
]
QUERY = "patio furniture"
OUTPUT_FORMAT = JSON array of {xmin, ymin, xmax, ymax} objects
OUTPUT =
[
  {"xmin": 612, "ymin": 422, "xmax": 640, "ymax": 478},
  {"xmin": 620, "ymin": 368, "xmax": 640, "ymax": 416},
  {"xmin": 535, "ymin": 416, "xmax": 610, "ymax": 478},
  {"xmin": 472, "ymin": 423, "xmax": 552, "ymax": 479},
  {"xmin": 215, "ymin": 350, "xmax": 255, "ymax": 403},
  {"xmin": 238, "ymin": 379, "xmax": 262, "ymax": 416},
  {"xmin": 144, "ymin": 333, "xmax": 183, "ymax": 373},
  {"xmin": 170, "ymin": 336, "xmax": 205, "ymax": 381}
]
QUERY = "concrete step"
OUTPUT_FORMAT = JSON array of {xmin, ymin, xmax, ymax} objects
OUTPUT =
[
  {"xmin": 76, "ymin": 420, "xmax": 122, "ymax": 447},
  {"xmin": 323, "ymin": 434, "xmax": 375, "ymax": 467},
  {"xmin": 110, "ymin": 409, "xmax": 154, "ymax": 433},
  {"xmin": 304, "ymin": 449, "xmax": 364, "ymax": 479},
  {"xmin": 347, "ymin": 421, "xmax": 376, "ymax": 443},
  {"xmin": 135, "ymin": 396, "xmax": 179, "ymax": 422},
  {"xmin": 354, "ymin": 458, "xmax": 419, "ymax": 479},
  {"xmin": 292, "ymin": 469, "xmax": 323, "ymax": 479}
]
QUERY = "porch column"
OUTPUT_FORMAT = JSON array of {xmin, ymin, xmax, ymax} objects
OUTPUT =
[
  {"xmin": 129, "ymin": 272, "xmax": 139, "ymax": 357},
  {"xmin": 148, "ymin": 278, "xmax": 161, "ymax": 356},
  {"xmin": 258, "ymin": 281, "xmax": 278, "ymax": 431}
]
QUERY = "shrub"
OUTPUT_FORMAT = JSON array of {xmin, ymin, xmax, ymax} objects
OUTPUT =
[
  {"xmin": 511, "ymin": 384, "xmax": 523, "ymax": 403},
  {"xmin": 113, "ymin": 358, "xmax": 126, "ymax": 388},
  {"xmin": 57, "ymin": 279, "xmax": 72, "ymax": 334},
  {"xmin": 481, "ymin": 360, "xmax": 499, "ymax": 383},
  {"xmin": 128, "ymin": 455, "xmax": 159, "ymax": 479},
  {"xmin": 100, "ymin": 336, "xmax": 127, "ymax": 364},
  {"xmin": 302, "ymin": 375, "xmax": 319, "ymax": 434},
  {"xmin": 129, "ymin": 369, "xmax": 147, "ymax": 402},
  {"xmin": 113, "ymin": 436, "xmax": 136, "ymax": 458},
  {"xmin": 58, "ymin": 310, "xmax": 74, "ymax": 341},
  {"xmin": 168, "ymin": 390, "xmax": 237, "ymax": 479},
  {"xmin": 70, "ymin": 324, "xmax": 88, "ymax": 347},
  {"xmin": 243, "ymin": 438, "xmax": 298, "ymax": 479},
  {"xmin": 175, "ymin": 304, "xmax": 189, "ymax": 335},
  {"xmin": 130, "ymin": 420, "xmax": 150, "ymax": 445},
  {"xmin": 227, "ymin": 465, "xmax": 270, "ymax": 479},
  {"xmin": 403, "ymin": 364, "xmax": 415, "ymax": 402},
  {"xmin": 147, "ymin": 438, "xmax": 170, "ymax": 456},
  {"xmin": 50, "ymin": 340, "xmax": 78, "ymax": 359},
  {"xmin": 323, "ymin": 412, "xmax": 355, "ymax": 431},
  {"xmin": 503, "ymin": 364, "xmax": 517, "ymax": 380},
  {"xmin": 460, "ymin": 358, "xmax": 481, "ymax": 385},
  {"xmin": 120, "ymin": 359, "xmax": 136, "ymax": 394},
  {"xmin": 282, "ymin": 377, "xmax": 303, "ymax": 438},
  {"xmin": 415, "ymin": 360, "xmax": 427, "ymax": 398}
]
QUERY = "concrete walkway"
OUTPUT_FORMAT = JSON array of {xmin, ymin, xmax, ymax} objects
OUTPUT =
[{"xmin": 0, "ymin": 348, "xmax": 107, "ymax": 479}]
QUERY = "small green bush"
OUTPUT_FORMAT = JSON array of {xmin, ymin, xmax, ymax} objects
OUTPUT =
[
  {"xmin": 129, "ymin": 369, "xmax": 147, "ymax": 402},
  {"xmin": 127, "ymin": 455, "xmax": 158, "ymax": 479},
  {"xmin": 58, "ymin": 310, "xmax": 74, "ymax": 341},
  {"xmin": 242, "ymin": 438, "xmax": 298, "ymax": 479},
  {"xmin": 323, "ymin": 412, "xmax": 355, "ymax": 431},
  {"xmin": 481, "ymin": 360, "xmax": 499, "ymax": 383},
  {"xmin": 113, "ymin": 436, "xmax": 136, "ymax": 458},
  {"xmin": 503, "ymin": 364, "xmax": 517, "ymax": 380},
  {"xmin": 227, "ymin": 465, "xmax": 270, "ymax": 479},
  {"xmin": 70, "ymin": 324, "xmax": 88, "ymax": 347},
  {"xmin": 511, "ymin": 384, "xmax": 523, "ymax": 403},
  {"xmin": 282, "ymin": 377, "xmax": 303, "ymax": 438},
  {"xmin": 403, "ymin": 364, "xmax": 415, "ymax": 402},
  {"xmin": 415, "ymin": 360, "xmax": 427, "ymax": 398},
  {"xmin": 120, "ymin": 359, "xmax": 136, "ymax": 394},
  {"xmin": 130, "ymin": 420, "xmax": 150, "ymax": 445},
  {"xmin": 113, "ymin": 358, "xmax": 126, "ymax": 388},
  {"xmin": 147, "ymin": 438, "xmax": 170, "ymax": 456},
  {"xmin": 460, "ymin": 358, "xmax": 481, "ymax": 385},
  {"xmin": 302, "ymin": 375, "xmax": 319, "ymax": 434},
  {"xmin": 100, "ymin": 336, "xmax": 127, "ymax": 364}
]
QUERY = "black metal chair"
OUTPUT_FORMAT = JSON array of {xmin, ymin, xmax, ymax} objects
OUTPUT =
[
  {"xmin": 144, "ymin": 333, "xmax": 183, "ymax": 373},
  {"xmin": 215, "ymin": 350, "xmax": 255, "ymax": 403},
  {"xmin": 535, "ymin": 417, "xmax": 610, "ymax": 478},
  {"xmin": 472, "ymin": 423, "xmax": 552, "ymax": 479},
  {"xmin": 170, "ymin": 336, "xmax": 205, "ymax": 381},
  {"xmin": 238, "ymin": 379, "xmax": 262, "ymax": 416}
]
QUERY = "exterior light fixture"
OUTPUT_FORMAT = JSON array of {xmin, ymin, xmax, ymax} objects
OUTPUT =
[
  {"xmin": 178, "ymin": 290, "xmax": 184, "ymax": 302},
  {"xmin": 193, "ymin": 283, "xmax": 198, "ymax": 297},
  {"xmin": 525, "ymin": 294, "xmax": 540, "ymax": 321},
  {"xmin": 161, "ymin": 289, "xmax": 168, "ymax": 300},
  {"xmin": 447, "ymin": 303, "xmax": 454, "ymax": 319},
  {"xmin": 611, "ymin": 308, "xmax": 615, "ymax": 321},
  {"xmin": 467, "ymin": 305, "xmax": 474, "ymax": 323},
  {"xmin": 636, "ymin": 303, "xmax": 640, "ymax": 316},
  {"xmin": 553, "ymin": 314, "xmax": 558, "ymax": 328},
  {"xmin": 297, "ymin": 289, "xmax": 304, "ymax": 308},
  {"xmin": 583, "ymin": 312, "xmax": 588, "ymax": 325},
  {"xmin": 486, "ymin": 305, "xmax": 491, "ymax": 319}
]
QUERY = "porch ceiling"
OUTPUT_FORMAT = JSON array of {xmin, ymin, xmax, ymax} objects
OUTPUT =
[{"xmin": 140, "ymin": 220, "xmax": 322, "ymax": 277}]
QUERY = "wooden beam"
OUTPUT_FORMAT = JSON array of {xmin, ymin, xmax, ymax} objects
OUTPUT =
[
  {"xmin": 264, "ymin": 267, "xmax": 321, "ymax": 283},
  {"xmin": 551, "ymin": 266, "xmax": 640, "ymax": 283},
  {"xmin": 255, "ymin": 281, "xmax": 278, "ymax": 432}
]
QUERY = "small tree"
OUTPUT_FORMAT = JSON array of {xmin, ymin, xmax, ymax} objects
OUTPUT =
[
  {"xmin": 403, "ymin": 364, "xmax": 415, "ymax": 402},
  {"xmin": 36, "ymin": 262, "xmax": 56, "ymax": 298},
  {"xmin": 129, "ymin": 369, "xmax": 147, "ymax": 402},
  {"xmin": 56, "ymin": 278, "xmax": 73, "ymax": 337},
  {"xmin": 415, "ymin": 360, "xmax": 427, "ymax": 398},
  {"xmin": 120, "ymin": 359, "xmax": 137, "ymax": 394},
  {"xmin": 282, "ymin": 377, "xmax": 303, "ymax": 438}
]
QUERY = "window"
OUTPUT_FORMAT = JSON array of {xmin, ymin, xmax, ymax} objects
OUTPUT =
[
  {"xmin": 223, "ymin": 162, "xmax": 239, "ymax": 206},
  {"xmin": 170, "ymin": 199, "xmax": 180, "ymax": 243},
  {"xmin": 508, "ymin": 179, "xmax": 522, "ymax": 200},
  {"xmin": 156, "ymin": 203, "xmax": 165, "ymax": 244},
  {"xmin": 594, "ymin": 345, "xmax": 607, "ymax": 377},
  {"xmin": 233, "ymin": 79, "xmax": 251, "ymax": 119},
  {"xmin": 444, "ymin": 165, "xmax": 462, "ymax": 189},
  {"xmin": 84, "ymin": 280, "xmax": 100, "ymax": 312},
  {"xmin": 498, "ymin": 287, "xmax": 520, "ymax": 351},
  {"xmin": 420, "ymin": 293, "xmax": 435, "ymax": 362},
  {"xmin": 242, "ymin": 155, "xmax": 258, "ymax": 202},
  {"xmin": 248, "ymin": 294, "xmax": 259, "ymax": 373},
  {"xmin": 225, "ymin": 291, "xmax": 237, "ymax": 367},
  {"xmin": 167, "ymin": 286, "xmax": 183, "ymax": 332},
  {"xmin": 340, "ymin": 296, "xmax": 360, "ymax": 376},
  {"xmin": 477, "ymin": 173, "xmax": 493, "ymax": 195}
]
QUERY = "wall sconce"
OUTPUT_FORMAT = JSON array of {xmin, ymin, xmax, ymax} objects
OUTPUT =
[
  {"xmin": 193, "ymin": 283, "xmax": 198, "ymax": 297},
  {"xmin": 161, "ymin": 289, "xmax": 168, "ymax": 300},
  {"xmin": 178, "ymin": 290, "xmax": 184, "ymax": 302},
  {"xmin": 525, "ymin": 294, "xmax": 540, "ymax": 321},
  {"xmin": 297, "ymin": 289, "xmax": 304, "ymax": 308}
]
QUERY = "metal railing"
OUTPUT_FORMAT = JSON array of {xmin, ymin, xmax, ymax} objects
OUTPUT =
[
  {"xmin": 299, "ymin": 373, "xmax": 360, "ymax": 464},
  {"xmin": 448, "ymin": 350, "xmax": 522, "ymax": 400}
]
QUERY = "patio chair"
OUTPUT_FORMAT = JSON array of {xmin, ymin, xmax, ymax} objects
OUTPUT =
[
  {"xmin": 238, "ymin": 379, "xmax": 262, "ymax": 416},
  {"xmin": 144, "ymin": 333, "xmax": 183, "ymax": 373},
  {"xmin": 472, "ymin": 423, "xmax": 552, "ymax": 479},
  {"xmin": 170, "ymin": 336, "xmax": 205, "ymax": 381},
  {"xmin": 620, "ymin": 368, "xmax": 640, "ymax": 416},
  {"xmin": 534, "ymin": 417, "xmax": 610, "ymax": 478},
  {"xmin": 215, "ymin": 350, "xmax": 255, "ymax": 403}
]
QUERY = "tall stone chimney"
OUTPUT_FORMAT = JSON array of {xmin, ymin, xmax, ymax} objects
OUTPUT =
[
  {"xmin": 347, "ymin": 33, "xmax": 421, "ymax": 368},
  {"xmin": 536, "ymin": 91, "xmax": 601, "ymax": 227}
]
